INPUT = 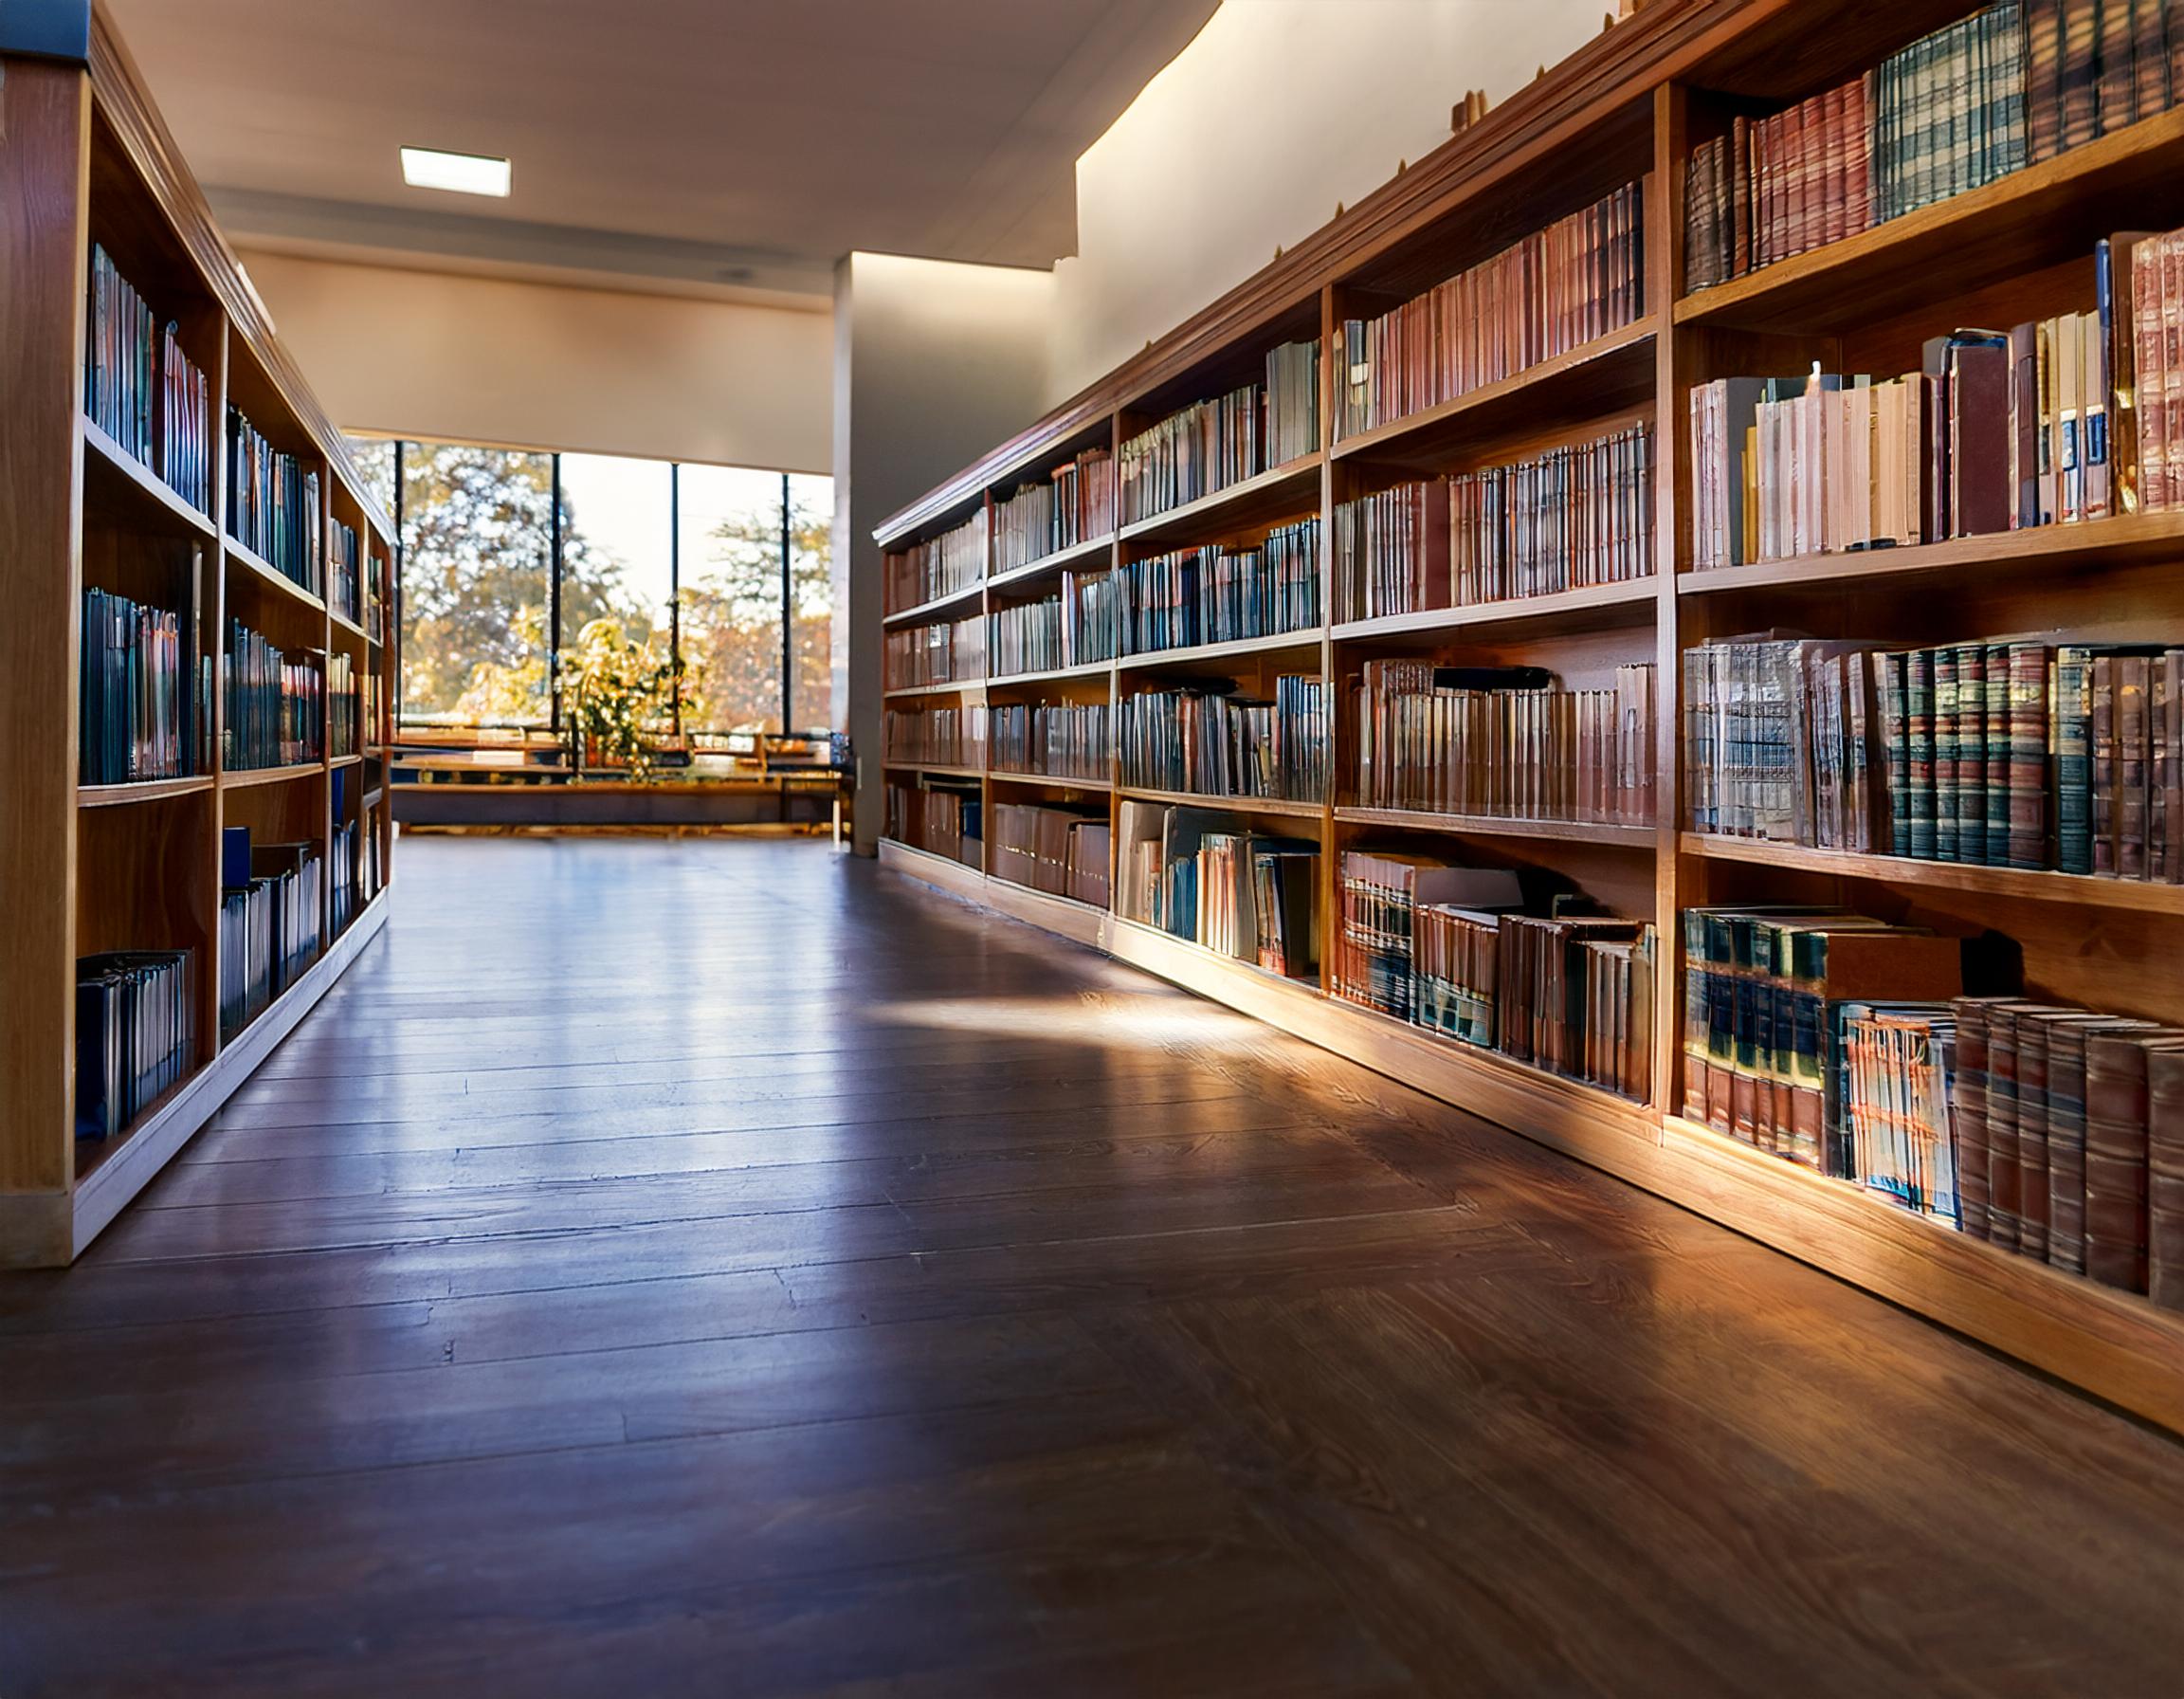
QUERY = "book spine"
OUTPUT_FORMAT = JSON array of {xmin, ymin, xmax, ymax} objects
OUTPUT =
[{"xmin": 1953, "ymin": 999, "xmax": 1995, "ymax": 1241}]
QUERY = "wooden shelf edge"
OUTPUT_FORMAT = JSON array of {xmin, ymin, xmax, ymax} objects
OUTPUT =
[
  {"xmin": 1328, "ymin": 316, "xmax": 1660, "ymax": 463},
  {"xmin": 989, "ymin": 770, "xmax": 1114, "ymax": 792},
  {"xmin": 1118, "ymin": 786, "xmax": 1326, "ymax": 820},
  {"xmin": 1118, "ymin": 629, "xmax": 1323, "ymax": 671},
  {"xmin": 1680, "ymin": 831, "xmax": 2184, "ymax": 916},
  {"xmin": 986, "ymin": 661, "xmax": 1115, "ymax": 689},
  {"xmin": 1334, "ymin": 575, "xmax": 1658, "ymax": 641},
  {"xmin": 1116, "ymin": 453, "xmax": 1323, "ymax": 547},
  {"xmin": 1676, "ymin": 512, "xmax": 2184, "ymax": 595},
  {"xmin": 330, "ymin": 609, "xmax": 368, "ymax": 640},
  {"xmin": 1338, "ymin": 807, "xmax": 1655, "ymax": 847},
  {"xmin": 81, "ymin": 415, "xmax": 216, "ymax": 539},
  {"xmin": 878, "ymin": 838, "xmax": 1109, "ymax": 951},
  {"xmin": 222, "ymin": 760, "xmax": 325, "ymax": 790},
  {"xmin": 225, "ymin": 537, "xmax": 327, "ymax": 612},
  {"xmin": 987, "ymin": 533, "xmax": 1117, "ymax": 594},
  {"xmin": 883, "ymin": 580, "xmax": 985, "ymax": 629},
  {"xmin": 0, "ymin": 896, "xmax": 396, "ymax": 1270},
  {"xmin": 881, "ymin": 761, "xmax": 985, "ymax": 780},
  {"xmin": 330, "ymin": 753, "xmax": 365, "ymax": 769},
  {"xmin": 883, "ymin": 679, "xmax": 987, "ymax": 700},
  {"xmin": 77, "ymin": 774, "xmax": 214, "ymax": 808}
]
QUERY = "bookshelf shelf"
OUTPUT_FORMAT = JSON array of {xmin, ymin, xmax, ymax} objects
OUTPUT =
[
  {"xmin": 882, "ymin": 579, "xmax": 985, "ymax": 629},
  {"xmin": 1, "ymin": 11, "xmax": 396, "ymax": 1269},
  {"xmin": 990, "ymin": 771, "xmax": 1113, "ymax": 793},
  {"xmin": 883, "ymin": 678, "xmax": 986, "ymax": 700},
  {"xmin": 1117, "ymin": 785, "xmax": 1325, "ymax": 820},
  {"xmin": 1341, "ymin": 807, "xmax": 1656, "ymax": 849},
  {"xmin": 1675, "ymin": 106, "xmax": 2184, "ymax": 336},
  {"xmin": 1333, "ymin": 576, "xmax": 1658, "ymax": 643},
  {"xmin": 881, "ymin": 760, "xmax": 983, "ymax": 780},
  {"xmin": 1676, "ymin": 512, "xmax": 2184, "ymax": 597},
  {"xmin": 225, "ymin": 536, "xmax": 325, "ymax": 614},
  {"xmin": 986, "ymin": 533, "xmax": 1116, "ymax": 596},
  {"xmin": 331, "ymin": 753, "xmax": 364, "ymax": 770},
  {"xmin": 330, "ymin": 607, "xmax": 367, "ymax": 641},
  {"xmin": 1117, "ymin": 630, "xmax": 1321, "ymax": 672},
  {"xmin": 222, "ymin": 761, "xmax": 325, "ymax": 791},
  {"xmin": 985, "ymin": 660, "xmax": 1114, "ymax": 689},
  {"xmin": 868, "ymin": 0, "xmax": 2184, "ymax": 1434},
  {"xmin": 1681, "ymin": 831, "xmax": 2184, "ymax": 918},
  {"xmin": 78, "ymin": 775, "xmax": 215, "ymax": 809},
  {"xmin": 82, "ymin": 415, "xmax": 214, "ymax": 540},
  {"xmin": 1329, "ymin": 318, "xmax": 1658, "ymax": 471},
  {"xmin": 1117, "ymin": 454, "xmax": 1323, "ymax": 550}
]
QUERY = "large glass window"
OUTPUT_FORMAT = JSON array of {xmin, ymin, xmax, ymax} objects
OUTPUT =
[{"xmin": 354, "ymin": 437, "xmax": 834, "ymax": 738}]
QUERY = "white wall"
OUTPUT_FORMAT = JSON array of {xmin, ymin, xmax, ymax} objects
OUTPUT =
[
  {"xmin": 831, "ymin": 251, "xmax": 1054, "ymax": 851},
  {"xmin": 234, "ymin": 250, "xmax": 834, "ymax": 471},
  {"xmin": 1046, "ymin": 0, "xmax": 1605, "ymax": 406}
]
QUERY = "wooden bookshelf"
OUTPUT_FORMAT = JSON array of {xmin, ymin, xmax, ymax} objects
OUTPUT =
[
  {"xmin": 0, "ymin": 3, "xmax": 398, "ymax": 1268},
  {"xmin": 870, "ymin": 0, "xmax": 2184, "ymax": 1434}
]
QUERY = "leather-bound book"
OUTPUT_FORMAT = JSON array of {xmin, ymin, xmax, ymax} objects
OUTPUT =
[
  {"xmin": 2039, "ymin": 1014, "xmax": 2157, "ymax": 1274},
  {"xmin": 2148, "ymin": 1044, "xmax": 2184, "ymax": 1308},
  {"xmin": 2084, "ymin": 1030, "xmax": 2184, "ymax": 1290},
  {"xmin": 1949, "ymin": 997, "xmax": 2042, "ymax": 1241}
]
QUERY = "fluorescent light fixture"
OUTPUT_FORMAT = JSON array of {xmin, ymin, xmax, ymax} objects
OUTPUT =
[{"xmin": 400, "ymin": 146, "xmax": 510, "ymax": 197}]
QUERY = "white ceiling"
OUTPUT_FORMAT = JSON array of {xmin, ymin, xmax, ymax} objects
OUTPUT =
[{"xmin": 107, "ymin": 0, "xmax": 1219, "ymax": 303}]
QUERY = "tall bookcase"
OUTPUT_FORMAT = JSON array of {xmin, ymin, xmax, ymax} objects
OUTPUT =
[
  {"xmin": 874, "ymin": 0, "xmax": 2184, "ymax": 1432},
  {"xmin": 0, "ymin": 5, "xmax": 398, "ymax": 1268}
]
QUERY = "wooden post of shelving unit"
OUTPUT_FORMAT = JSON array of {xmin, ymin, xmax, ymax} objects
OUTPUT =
[
  {"xmin": 1648, "ymin": 81, "xmax": 1686, "ymax": 1126},
  {"xmin": 1316, "ymin": 284, "xmax": 1339, "ymax": 997},
  {"xmin": 0, "ymin": 56, "xmax": 92, "ymax": 1262}
]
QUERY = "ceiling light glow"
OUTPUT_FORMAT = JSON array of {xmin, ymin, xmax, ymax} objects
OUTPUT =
[{"xmin": 400, "ymin": 146, "xmax": 511, "ymax": 197}]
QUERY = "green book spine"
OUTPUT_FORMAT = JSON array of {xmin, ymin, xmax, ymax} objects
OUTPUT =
[
  {"xmin": 1935, "ymin": 646, "xmax": 1960, "ymax": 861},
  {"xmin": 1987, "ymin": 639, "xmax": 2013, "ymax": 866},
  {"xmin": 2009, "ymin": 641, "xmax": 2049, "ymax": 868},
  {"xmin": 2057, "ymin": 644, "xmax": 2093, "ymax": 872},
  {"xmin": 1956, "ymin": 644, "xmax": 1987, "ymax": 865},
  {"xmin": 1908, "ymin": 648, "xmax": 1938, "ymax": 858},
  {"xmin": 1882, "ymin": 649, "xmax": 1911, "ymax": 855}
]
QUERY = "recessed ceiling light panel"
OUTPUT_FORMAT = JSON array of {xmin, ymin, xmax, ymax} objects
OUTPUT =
[{"xmin": 400, "ymin": 146, "xmax": 511, "ymax": 197}]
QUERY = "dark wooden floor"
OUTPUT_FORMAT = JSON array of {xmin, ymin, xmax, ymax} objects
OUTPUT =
[{"xmin": 7, "ymin": 839, "xmax": 2184, "ymax": 1697}]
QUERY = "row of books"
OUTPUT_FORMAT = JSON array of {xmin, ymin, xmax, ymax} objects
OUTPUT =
[
  {"xmin": 1684, "ymin": 634, "xmax": 2184, "ymax": 880},
  {"xmin": 2024, "ymin": 0, "xmax": 2181, "ymax": 163},
  {"xmin": 1331, "ymin": 424, "xmax": 1654, "ymax": 621},
  {"xmin": 330, "ymin": 520, "xmax": 360, "ymax": 626},
  {"xmin": 1681, "ymin": 905, "xmax": 1965, "ymax": 1175},
  {"xmin": 1684, "ymin": 4, "xmax": 2029, "ymax": 285},
  {"xmin": 1118, "ymin": 520, "xmax": 1320, "ymax": 655},
  {"xmin": 225, "ymin": 620, "xmax": 322, "ymax": 771},
  {"xmin": 2131, "ymin": 226, "xmax": 2184, "ymax": 512},
  {"xmin": 218, "ymin": 827, "xmax": 322, "ymax": 1039},
  {"xmin": 1688, "ymin": 242, "xmax": 2165, "ymax": 569},
  {"xmin": 993, "ymin": 448, "xmax": 1116, "ymax": 574},
  {"xmin": 328, "ymin": 651, "xmax": 359, "ymax": 760},
  {"xmin": 75, "ymin": 949, "xmax": 194, "ymax": 1141},
  {"xmin": 883, "ymin": 705, "xmax": 984, "ymax": 768},
  {"xmin": 1118, "ymin": 678, "xmax": 1328, "ymax": 803},
  {"xmin": 227, "ymin": 407, "xmax": 323, "ymax": 594},
  {"xmin": 991, "ymin": 802, "xmax": 1110, "ymax": 906},
  {"xmin": 331, "ymin": 817, "xmax": 362, "ymax": 938},
  {"xmin": 883, "ymin": 781, "xmax": 980, "ymax": 868},
  {"xmin": 81, "ymin": 587, "xmax": 208, "ymax": 785},
  {"xmin": 365, "ymin": 546, "xmax": 389, "ymax": 648},
  {"xmin": 884, "ymin": 509, "xmax": 986, "ymax": 613},
  {"xmin": 1336, "ymin": 180, "xmax": 1644, "ymax": 440},
  {"xmin": 1354, "ymin": 661, "xmax": 1657, "ymax": 825},
  {"xmin": 989, "ymin": 597, "xmax": 1068, "ymax": 678},
  {"xmin": 1117, "ymin": 801, "xmax": 1319, "ymax": 978},
  {"xmin": 86, "ymin": 245, "xmax": 211, "ymax": 515},
  {"xmin": 1115, "ymin": 339, "xmax": 1319, "ymax": 525},
  {"xmin": 883, "ymin": 613, "xmax": 984, "ymax": 690},
  {"xmin": 991, "ymin": 703, "xmax": 1109, "ymax": 780}
]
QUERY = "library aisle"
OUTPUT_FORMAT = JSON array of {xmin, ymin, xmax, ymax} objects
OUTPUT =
[{"xmin": 5, "ymin": 837, "xmax": 2184, "ymax": 1695}]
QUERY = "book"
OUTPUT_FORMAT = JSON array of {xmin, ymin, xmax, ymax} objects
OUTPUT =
[
  {"xmin": 79, "ymin": 586, "xmax": 207, "ymax": 785},
  {"xmin": 991, "ymin": 800, "xmax": 1109, "ymax": 901},
  {"xmin": 884, "ymin": 508, "xmax": 986, "ymax": 613},
  {"xmin": 1118, "ymin": 339, "xmax": 1318, "ymax": 524},
  {"xmin": 988, "ymin": 703, "xmax": 1106, "ymax": 780},
  {"xmin": 1335, "ymin": 854, "xmax": 1522, "ymax": 1020},
  {"xmin": 883, "ymin": 613, "xmax": 985, "ymax": 690},
  {"xmin": 226, "ymin": 406, "xmax": 324, "ymax": 593},
  {"xmin": 75, "ymin": 949, "xmax": 194, "ymax": 1140},
  {"xmin": 1118, "ymin": 677, "xmax": 1327, "ymax": 803},
  {"xmin": 224, "ymin": 620, "xmax": 324, "ymax": 772},
  {"xmin": 883, "ymin": 779, "xmax": 981, "ymax": 868},
  {"xmin": 992, "ymin": 448, "xmax": 1115, "ymax": 573},
  {"xmin": 85, "ymin": 244, "xmax": 211, "ymax": 514},
  {"xmin": 1118, "ymin": 520, "xmax": 1320, "ymax": 654},
  {"xmin": 882, "ymin": 704, "xmax": 988, "ymax": 769}
]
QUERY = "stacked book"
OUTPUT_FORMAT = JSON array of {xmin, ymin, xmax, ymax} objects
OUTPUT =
[
  {"xmin": 991, "ymin": 702, "xmax": 1109, "ymax": 780},
  {"xmin": 81, "ymin": 587, "xmax": 206, "ymax": 784},
  {"xmin": 885, "ymin": 509, "xmax": 986, "ymax": 612},
  {"xmin": 1684, "ymin": 4, "xmax": 2029, "ymax": 287},
  {"xmin": 993, "ymin": 447, "xmax": 1115, "ymax": 572},
  {"xmin": 1119, "ymin": 520, "xmax": 1320, "ymax": 654},
  {"xmin": 884, "ymin": 780, "xmax": 981, "ymax": 868},
  {"xmin": 1337, "ymin": 180, "xmax": 1644, "ymax": 439},
  {"xmin": 991, "ymin": 801, "xmax": 1110, "ymax": 904},
  {"xmin": 1119, "ymin": 678, "xmax": 1327, "ymax": 802},
  {"xmin": 1117, "ymin": 801, "xmax": 1318, "ymax": 977},
  {"xmin": 85, "ymin": 245, "xmax": 211, "ymax": 514},
  {"xmin": 75, "ymin": 949, "xmax": 194, "ymax": 1140},
  {"xmin": 227, "ymin": 407, "xmax": 323, "ymax": 593},
  {"xmin": 1334, "ymin": 857, "xmax": 1522, "ymax": 1021},
  {"xmin": 883, "ymin": 613, "xmax": 985, "ymax": 689},
  {"xmin": 224, "ymin": 620, "xmax": 322, "ymax": 771},
  {"xmin": 1117, "ymin": 339, "xmax": 1320, "ymax": 524},
  {"xmin": 1334, "ymin": 424, "xmax": 1653, "ymax": 619},
  {"xmin": 218, "ymin": 827, "xmax": 322, "ymax": 1037},
  {"xmin": 883, "ymin": 704, "xmax": 985, "ymax": 767},
  {"xmin": 1684, "ymin": 633, "xmax": 2184, "ymax": 880},
  {"xmin": 1354, "ymin": 660, "xmax": 1656, "ymax": 825},
  {"xmin": 1681, "ymin": 905, "xmax": 1964, "ymax": 1173}
]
